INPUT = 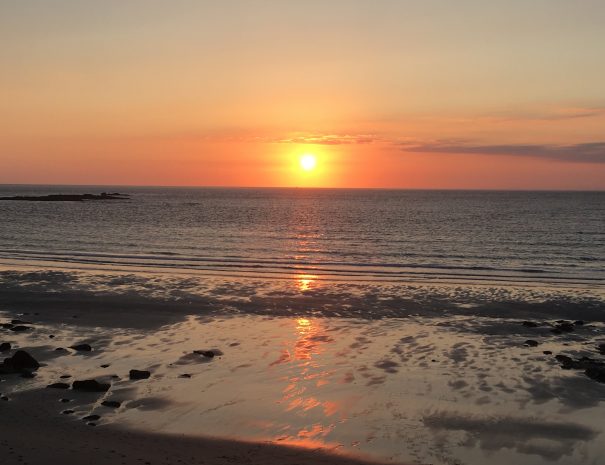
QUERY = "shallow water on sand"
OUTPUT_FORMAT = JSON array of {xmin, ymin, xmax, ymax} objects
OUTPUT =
[{"xmin": 2, "ymin": 307, "xmax": 605, "ymax": 465}]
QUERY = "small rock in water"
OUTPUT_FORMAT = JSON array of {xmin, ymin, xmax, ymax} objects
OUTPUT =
[
  {"xmin": 551, "ymin": 322, "xmax": 574, "ymax": 334},
  {"xmin": 59, "ymin": 398, "xmax": 72, "ymax": 403},
  {"xmin": 1, "ymin": 395, "xmax": 9, "ymax": 401},
  {"xmin": 10, "ymin": 325, "xmax": 31, "ymax": 332},
  {"xmin": 129, "ymin": 369, "xmax": 151, "ymax": 380},
  {"xmin": 574, "ymin": 320, "xmax": 585, "ymax": 326},
  {"xmin": 585, "ymin": 366, "xmax": 605, "ymax": 383},
  {"xmin": 101, "ymin": 400, "xmax": 121, "ymax": 408},
  {"xmin": 0, "ymin": 342, "xmax": 11, "ymax": 352},
  {"xmin": 543, "ymin": 350, "xmax": 553, "ymax": 355},
  {"xmin": 598, "ymin": 343, "xmax": 605, "ymax": 355},
  {"xmin": 1, "ymin": 323, "xmax": 14, "ymax": 329},
  {"xmin": 82, "ymin": 414, "xmax": 100, "ymax": 421},
  {"xmin": 11, "ymin": 319, "xmax": 32, "ymax": 325},
  {"xmin": 72, "ymin": 379, "xmax": 110, "ymax": 392},
  {"xmin": 524, "ymin": 340, "xmax": 539, "ymax": 347},
  {"xmin": 521, "ymin": 321, "xmax": 539, "ymax": 328},
  {"xmin": 47, "ymin": 382, "xmax": 70, "ymax": 389},
  {"xmin": 55, "ymin": 347, "xmax": 67, "ymax": 352},
  {"xmin": 62, "ymin": 409, "xmax": 75, "ymax": 415},
  {"xmin": 20, "ymin": 371, "xmax": 36, "ymax": 379},
  {"xmin": 70, "ymin": 343, "xmax": 92, "ymax": 352}
]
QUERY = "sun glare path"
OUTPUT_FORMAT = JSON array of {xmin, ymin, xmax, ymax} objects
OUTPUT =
[{"xmin": 299, "ymin": 154, "xmax": 317, "ymax": 171}]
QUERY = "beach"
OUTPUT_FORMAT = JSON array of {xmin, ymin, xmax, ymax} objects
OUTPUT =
[{"xmin": 1, "ymin": 188, "xmax": 604, "ymax": 465}]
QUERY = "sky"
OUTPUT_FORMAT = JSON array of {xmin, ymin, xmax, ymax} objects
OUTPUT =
[{"xmin": 1, "ymin": 0, "xmax": 604, "ymax": 189}]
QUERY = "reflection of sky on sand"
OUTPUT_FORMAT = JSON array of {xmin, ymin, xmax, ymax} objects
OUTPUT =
[{"xmin": 4, "ymin": 311, "xmax": 605, "ymax": 465}]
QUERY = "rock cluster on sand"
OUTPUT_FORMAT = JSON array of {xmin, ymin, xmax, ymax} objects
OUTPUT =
[{"xmin": 0, "ymin": 350, "xmax": 40, "ymax": 374}]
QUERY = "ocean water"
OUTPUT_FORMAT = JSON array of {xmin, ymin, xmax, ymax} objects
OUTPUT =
[{"xmin": 1, "ymin": 186, "xmax": 603, "ymax": 288}]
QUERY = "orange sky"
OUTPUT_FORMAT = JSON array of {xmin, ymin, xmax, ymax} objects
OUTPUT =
[{"xmin": 1, "ymin": 1, "xmax": 604, "ymax": 189}]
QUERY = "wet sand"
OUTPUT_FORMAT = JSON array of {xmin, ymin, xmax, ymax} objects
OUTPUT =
[{"xmin": 1, "ymin": 265, "xmax": 605, "ymax": 465}]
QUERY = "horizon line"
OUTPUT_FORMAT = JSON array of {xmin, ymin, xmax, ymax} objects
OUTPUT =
[{"xmin": 0, "ymin": 183, "xmax": 604, "ymax": 193}]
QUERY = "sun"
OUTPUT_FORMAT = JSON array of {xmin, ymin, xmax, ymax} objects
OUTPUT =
[{"xmin": 299, "ymin": 154, "xmax": 317, "ymax": 171}]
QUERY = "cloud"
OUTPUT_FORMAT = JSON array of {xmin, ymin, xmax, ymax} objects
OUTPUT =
[
  {"xmin": 399, "ymin": 140, "xmax": 605, "ymax": 163},
  {"xmin": 274, "ymin": 133, "xmax": 376, "ymax": 145}
]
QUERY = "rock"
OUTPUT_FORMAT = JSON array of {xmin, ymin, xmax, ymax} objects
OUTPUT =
[
  {"xmin": 20, "ymin": 371, "xmax": 36, "ymax": 379},
  {"xmin": 70, "ymin": 343, "xmax": 92, "ymax": 352},
  {"xmin": 100, "ymin": 364, "xmax": 110, "ymax": 368},
  {"xmin": 521, "ymin": 321, "xmax": 539, "ymax": 328},
  {"xmin": 72, "ymin": 379, "xmax": 110, "ymax": 392},
  {"xmin": 47, "ymin": 382, "xmax": 70, "ymax": 389},
  {"xmin": 193, "ymin": 350, "xmax": 215, "ymax": 358},
  {"xmin": 129, "ymin": 369, "xmax": 151, "ymax": 380},
  {"xmin": 11, "ymin": 319, "xmax": 31, "ymax": 325},
  {"xmin": 574, "ymin": 320, "xmax": 585, "ymax": 326},
  {"xmin": 551, "ymin": 322, "xmax": 574, "ymax": 334},
  {"xmin": 87, "ymin": 422, "xmax": 96, "ymax": 427},
  {"xmin": 585, "ymin": 367, "xmax": 605, "ymax": 383},
  {"xmin": 1, "ymin": 323, "xmax": 14, "ymax": 329},
  {"xmin": 524, "ymin": 340, "xmax": 539, "ymax": 347},
  {"xmin": 598, "ymin": 343, "xmax": 605, "ymax": 355},
  {"xmin": 59, "ymin": 398, "xmax": 72, "ymax": 403},
  {"xmin": 0, "ymin": 343, "xmax": 10, "ymax": 352},
  {"xmin": 555, "ymin": 354, "xmax": 604, "ymax": 371},
  {"xmin": 49, "ymin": 335, "xmax": 55, "ymax": 339},
  {"xmin": 61, "ymin": 409, "xmax": 74, "ymax": 415},
  {"xmin": 179, "ymin": 373, "xmax": 192, "ymax": 379},
  {"xmin": 55, "ymin": 347, "xmax": 67, "ymax": 352},
  {"xmin": 101, "ymin": 400, "xmax": 121, "ymax": 408},
  {"xmin": 10, "ymin": 325, "xmax": 31, "ymax": 332},
  {"xmin": 82, "ymin": 414, "xmax": 100, "ymax": 421},
  {"xmin": 1, "ymin": 395, "xmax": 9, "ymax": 401},
  {"xmin": 60, "ymin": 374, "xmax": 71, "ymax": 379},
  {"xmin": 543, "ymin": 350, "xmax": 553, "ymax": 355},
  {"xmin": 1, "ymin": 350, "xmax": 40, "ymax": 373}
]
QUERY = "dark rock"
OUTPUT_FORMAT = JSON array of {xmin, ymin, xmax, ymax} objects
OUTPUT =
[
  {"xmin": 100, "ymin": 364, "xmax": 110, "ymax": 368},
  {"xmin": 87, "ymin": 422, "xmax": 96, "ymax": 427},
  {"xmin": 61, "ymin": 409, "xmax": 74, "ymax": 415},
  {"xmin": 59, "ymin": 398, "xmax": 72, "ymax": 403},
  {"xmin": 11, "ymin": 319, "xmax": 31, "ymax": 325},
  {"xmin": 55, "ymin": 347, "xmax": 67, "ymax": 352},
  {"xmin": 179, "ymin": 373, "xmax": 192, "ymax": 378},
  {"xmin": 82, "ymin": 414, "xmax": 100, "ymax": 421},
  {"xmin": 521, "ymin": 321, "xmax": 539, "ymax": 328},
  {"xmin": 1, "ymin": 395, "xmax": 9, "ymax": 401},
  {"xmin": 574, "ymin": 320, "xmax": 585, "ymax": 326},
  {"xmin": 543, "ymin": 350, "xmax": 553, "ymax": 355},
  {"xmin": 47, "ymin": 382, "xmax": 70, "ymax": 389},
  {"xmin": 551, "ymin": 322, "xmax": 574, "ymax": 334},
  {"xmin": 101, "ymin": 400, "xmax": 121, "ymax": 408},
  {"xmin": 585, "ymin": 366, "xmax": 605, "ymax": 383},
  {"xmin": 0, "ymin": 342, "xmax": 10, "ymax": 352},
  {"xmin": 1, "ymin": 350, "xmax": 40, "ymax": 372},
  {"xmin": 129, "ymin": 369, "xmax": 151, "ymax": 380},
  {"xmin": 10, "ymin": 325, "xmax": 31, "ymax": 332},
  {"xmin": 1, "ymin": 323, "xmax": 13, "ymax": 329},
  {"xmin": 72, "ymin": 379, "xmax": 110, "ymax": 392},
  {"xmin": 193, "ymin": 350, "xmax": 215, "ymax": 358},
  {"xmin": 555, "ymin": 354, "xmax": 604, "ymax": 371},
  {"xmin": 49, "ymin": 335, "xmax": 55, "ymax": 339},
  {"xmin": 70, "ymin": 343, "xmax": 92, "ymax": 352},
  {"xmin": 20, "ymin": 371, "xmax": 36, "ymax": 379},
  {"xmin": 598, "ymin": 343, "xmax": 605, "ymax": 355},
  {"xmin": 524, "ymin": 340, "xmax": 539, "ymax": 347},
  {"xmin": 60, "ymin": 374, "xmax": 71, "ymax": 379}
]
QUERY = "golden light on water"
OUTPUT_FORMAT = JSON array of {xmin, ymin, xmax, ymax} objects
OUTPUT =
[{"xmin": 297, "ymin": 274, "xmax": 318, "ymax": 292}]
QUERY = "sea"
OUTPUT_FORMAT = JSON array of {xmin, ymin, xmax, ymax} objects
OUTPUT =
[{"xmin": 0, "ymin": 185, "xmax": 603, "ymax": 289}]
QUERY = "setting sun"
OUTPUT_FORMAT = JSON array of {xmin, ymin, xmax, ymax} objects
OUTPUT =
[{"xmin": 299, "ymin": 154, "xmax": 317, "ymax": 171}]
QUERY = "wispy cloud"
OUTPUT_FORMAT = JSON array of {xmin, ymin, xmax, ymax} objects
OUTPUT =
[
  {"xmin": 274, "ymin": 133, "xmax": 376, "ymax": 145},
  {"xmin": 399, "ymin": 140, "xmax": 605, "ymax": 163}
]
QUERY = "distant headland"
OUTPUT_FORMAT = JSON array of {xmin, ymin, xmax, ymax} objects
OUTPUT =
[{"xmin": 0, "ymin": 192, "xmax": 129, "ymax": 201}]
